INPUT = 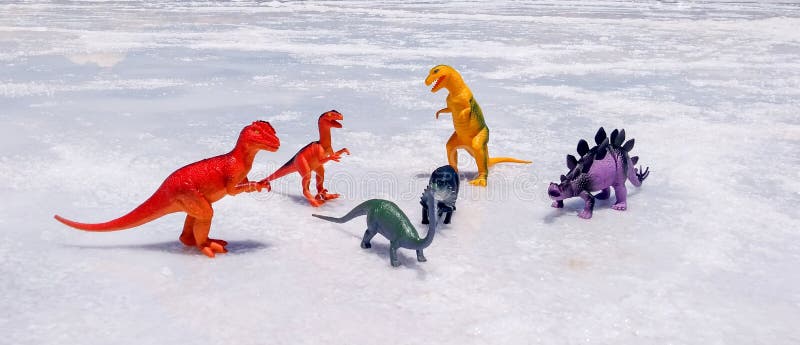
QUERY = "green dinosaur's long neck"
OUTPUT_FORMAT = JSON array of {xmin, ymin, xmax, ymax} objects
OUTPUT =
[
  {"xmin": 416, "ymin": 219, "xmax": 436, "ymax": 249},
  {"xmin": 414, "ymin": 194, "xmax": 438, "ymax": 249},
  {"xmin": 319, "ymin": 124, "xmax": 332, "ymax": 152}
]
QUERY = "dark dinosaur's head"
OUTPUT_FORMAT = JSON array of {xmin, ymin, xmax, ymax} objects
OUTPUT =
[
  {"xmin": 548, "ymin": 175, "xmax": 576, "ymax": 201},
  {"xmin": 424, "ymin": 65, "xmax": 458, "ymax": 93},
  {"xmin": 318, "ymin": 110, "xmax": 343, "ymax": 129},
  {"xmin": 242, "ymin": 120, "xmax": 280, "ymax": 152}
]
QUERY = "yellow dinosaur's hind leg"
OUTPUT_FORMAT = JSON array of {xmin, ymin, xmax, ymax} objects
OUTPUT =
[
  {"xmin": 446, "ymin": 132, "xmax": 460, "ymax": 172},
  {"xmin": 469, "ymin": 128, "xmax": 490, "ymax": 187}
]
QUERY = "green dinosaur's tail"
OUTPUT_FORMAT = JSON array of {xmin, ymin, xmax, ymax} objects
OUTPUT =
[
  {"xmin": 488, "ymin": 157, "xmax": 532, "ymax": 167},
  {"xmin": 312, "ymin": 200, "xmax": 373, "ymax": 224}
]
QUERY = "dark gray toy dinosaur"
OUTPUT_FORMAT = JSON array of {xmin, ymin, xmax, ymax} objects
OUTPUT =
[
  {"xmin": 548, "ymin": 127, "xmax": 650, "ymax": 219},
  {"xmin": 421, "ymin": 165, "xmax": 459, "ymax": 225},
  {"xmin": 312, "ymin": 187, "xmax": 449, "ymax": 267}
]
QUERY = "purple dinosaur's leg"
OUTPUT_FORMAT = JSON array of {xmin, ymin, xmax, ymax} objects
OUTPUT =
[
  {"xmin": 578, "ymin": 191, "xmax": 594, "ymax": 219},
  {"xmin": 595, "ymin": 188, "xmax": 611, "ymax": 200},
  {"xmin": 612, "ymin": 184, "xmax": 627, "ymax": 211}
]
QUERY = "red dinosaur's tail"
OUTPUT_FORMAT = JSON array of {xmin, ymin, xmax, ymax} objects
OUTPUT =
[
  {"xmin": 54, "ymin": 191, "xmax": 179, "ymax": 232},
  {"xmin": 265, "ymin": 157, "xmax": 298, "ymax": 182},
  {"xmin": 488, "ymin": 157, "xmax": 532, "ymax": 167}
]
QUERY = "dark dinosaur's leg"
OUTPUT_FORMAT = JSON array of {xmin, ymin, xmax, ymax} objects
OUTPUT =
[
  {"xmin": 595, "ymin": 188, "xmax": 611, "ymax": 200},
  {"xmin": 179, "ymin": 215, "xmax": 196, "ymax": 246},
  {"xmin": 444, "ymin": 210, "xmax": 453, "ymax": 224},
  {"xmin": 421, "ymin": 205, "xmax": 429, "ymax": 224},
  {"xmin": 578, "ymin": 191, "xmax": 595, "ymax": 219},
  {"xmin": 416, "ymin": 249, "xmax": 427, "ymax": 262},
  {"xmin": 612, "ymin": 184, "xmax": 628, "ymax": 211},
  {"xmin": 389, "ymin": 242, "xmax": 400, "ymax": 267},
  {"xmin": 551, "ymin": 200, "xmax": 564, "ymax": 208},
  {"xmin": 360, "ymin": 229, "xmax": 376, "ymax": 249},
  {"xmin": 314, "ymin": 166, "xmax": 339, "ymax": 200},
  {"xmin": 181, "ymin": 194, "xmax": 226, "ymax": 257}
]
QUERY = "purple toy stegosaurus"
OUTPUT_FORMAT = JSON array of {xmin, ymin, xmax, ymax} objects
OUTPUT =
[{"xmin": 548, "ymin": 127, "xmax": 650, "ymax": 219}]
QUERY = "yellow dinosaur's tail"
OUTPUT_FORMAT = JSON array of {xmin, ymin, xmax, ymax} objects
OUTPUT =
[{"xmin": 488, "ymin": 157, "xmax": 532, "ymax": 167}]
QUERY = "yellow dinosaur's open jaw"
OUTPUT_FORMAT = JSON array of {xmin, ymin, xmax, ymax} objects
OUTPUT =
[{"xmin": 431, "ymin": 75, "xmax": 446, "ymax": 91}]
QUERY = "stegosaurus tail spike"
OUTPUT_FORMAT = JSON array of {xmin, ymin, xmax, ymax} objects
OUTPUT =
[
  {"xmin": 614, "ymin": 129, "xmax": 626, "ymax": 147},
  {"xmin": 577, "ymin": 139, "xmax": 590, "ymax": 156},
  {"xmin": 566, "ymin": 154, "xmax": 578, "ymax": 170},
  {"xmin": 622, "ymin": 139, "xmax": 635, "ymax": 152},
  {"xmin": 594, "ymin": 127, "xmax": 607, "ymax": 145}
]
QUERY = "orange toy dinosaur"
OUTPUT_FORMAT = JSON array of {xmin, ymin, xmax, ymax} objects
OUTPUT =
[
  {"xmin": 259, "ymin": 110, "xmax": 349, "ymax": 207},
  {"xmin": 54, "ymin": 121, "xmax": 280, "ymax": 258}
]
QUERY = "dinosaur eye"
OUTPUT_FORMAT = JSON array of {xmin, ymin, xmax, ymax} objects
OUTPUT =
[
  {"xmin": 253, "ymin": 130, "xmax": 261, "ymax": 135},
  {"xmin": 433, "ymin": 69, "xmax": 439, "ymax": 74}
]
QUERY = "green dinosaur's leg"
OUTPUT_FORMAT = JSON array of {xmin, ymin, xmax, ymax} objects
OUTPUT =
[
  {"xmin": 360, "ymin": 229, "xmax": 376, "ymax": 249},
  {"xmin": 469, "ymin": 128, "xmax": 490, "ymax": 186},
  {"xmin": 446, "ymin": 132, "xmax": 460, "ymax": 172},
  {"xmin": 389, "ymin": 242, "xmax": 400, "ymax": 267},
  {"xmin": 416, "ymin": 249, "xmax": 427, "ymax": 262}
]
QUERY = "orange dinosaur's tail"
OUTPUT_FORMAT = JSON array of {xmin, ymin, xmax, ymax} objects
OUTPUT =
[
  {"xmin": 54, "ymin": 191, "xmax": 179, "ymax": 232},
  {"xmin": 488, "ymin": 157, "xmax": 532, "ymax": 167},
  {"xmin": 265, "ymin": 157, "xmax": 298, "ymax": 182}
]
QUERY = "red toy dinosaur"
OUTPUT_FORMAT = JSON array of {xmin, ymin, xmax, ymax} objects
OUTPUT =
[
  {"xmin": 260, "ymin": 110, "xmax": 349, "ymax": 207},
  {"xmin": 54, "ymin": 121, "xmax": 280, "ymax": 258}
]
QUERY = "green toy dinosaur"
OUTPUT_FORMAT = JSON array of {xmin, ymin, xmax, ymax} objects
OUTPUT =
[{"xmin": 312, "ymin": 186, "xmax": 448, "ymax": 267}]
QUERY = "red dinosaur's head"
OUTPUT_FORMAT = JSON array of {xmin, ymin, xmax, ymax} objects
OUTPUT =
[
  {"xmin": 424, "ymin": 65, "xmax": 456, "ymax": 93},
  {"xmin": 242, "ymin": 120, "xmax": 280, "ymax": 152},
  {"xmin": 318, "ymin": 110, "xmax": 343, "ymax": 129}
]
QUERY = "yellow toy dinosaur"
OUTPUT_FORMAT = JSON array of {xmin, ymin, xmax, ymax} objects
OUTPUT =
[{"xmin": 424, "ymin": 65, "xmax": 531, "ymax": 186}]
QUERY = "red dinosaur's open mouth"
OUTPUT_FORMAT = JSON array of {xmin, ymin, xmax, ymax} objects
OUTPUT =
[
  {"xmin": 431, "ymin": 75, "xmax": 446, "ymax": 92},
  {"xmin": 330, "ymin": 120, "xmax": 342, "ymax": 128}
]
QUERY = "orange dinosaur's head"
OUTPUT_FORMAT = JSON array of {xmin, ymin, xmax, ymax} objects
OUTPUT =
[
  {"xmin": 318, "ymin": 110, "xmax": 343, "ymax": 129},
  {"xmin": 242, "ymin": 120, "xmax": 280, "ymax": 152},
  {"xmin": 424, "ymin": 65, "xmax": 458, "ymax": 93}
]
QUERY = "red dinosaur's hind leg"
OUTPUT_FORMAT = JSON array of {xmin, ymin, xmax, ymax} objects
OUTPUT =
[
  {"xmin": 314, "ymin": 166, "xmax": 339, "ymax": 201},
  {"xmin": 182, "ymin": 195, "xmax": 227, "ymax": 257},
  {"xmin": 298, "ymin": 158, "xmax": 323, "ymax": 207},
  {"xmin": 179, "ymin": 215, "xmax": 196, "ymax": 246}
]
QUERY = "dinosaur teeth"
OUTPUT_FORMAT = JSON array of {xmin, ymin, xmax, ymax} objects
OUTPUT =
[{"xmin": 432, "ymin": 76, "xmax": 446, "ymax": 91}]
